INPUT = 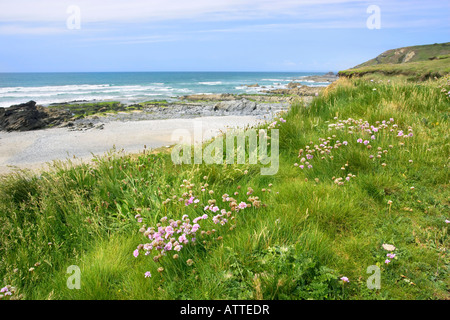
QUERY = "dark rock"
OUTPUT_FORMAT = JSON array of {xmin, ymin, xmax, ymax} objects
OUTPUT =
[{"xmin": 0, "ymin": 101, "xmax": 71, "ymax": 132}]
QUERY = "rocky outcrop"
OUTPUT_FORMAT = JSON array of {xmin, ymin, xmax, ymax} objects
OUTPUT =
[
  {"xmin": 0, "ymin": 101, "xmax": 71, "ymax": 132},
  {"xmin": 287, "ymin": 82, "xmax": 301, "ymax": 88},
  {"xmin": 263, "ymin": 85, "xmax": 323, "ymax": 96},
  {"xmin": 181, "ymin": 93, "xmax": 237, "ymax": 101}
]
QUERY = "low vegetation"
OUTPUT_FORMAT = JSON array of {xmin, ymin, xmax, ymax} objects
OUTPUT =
[{"xmin": 338, "ymin": 55, "xmax": 450, "ymax": 80}]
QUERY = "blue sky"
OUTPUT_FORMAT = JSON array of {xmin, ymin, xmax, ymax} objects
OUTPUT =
[{"xmin": 0, "ymin": 0, "xmax": 448, "ymax": 72}]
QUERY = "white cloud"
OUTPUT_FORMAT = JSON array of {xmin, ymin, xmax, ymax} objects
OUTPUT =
[
  {"xmin": 0, "ymin": 25, "xmax": 66, "ymax": 35},
  {"xmin": 0, "ymin": 0, "xmax": 369, "ymax": 23},
  {"xmin": 0, "ymin": 0, "xmax": 447, "ymax": 36}
]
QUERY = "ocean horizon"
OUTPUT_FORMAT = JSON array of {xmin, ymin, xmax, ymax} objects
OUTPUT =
[{"xmin": 0, "ymin": 71, "xmax": 331, "ymax": 108}]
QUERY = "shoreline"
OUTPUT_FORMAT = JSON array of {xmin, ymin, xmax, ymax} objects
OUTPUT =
[
  {"xmin": 0, "ymin": 115, "xmax": 269, "ymax": 175},
  {"xmin": 0, "ymin": 76, "xmax": 336, "ymax": 175}
]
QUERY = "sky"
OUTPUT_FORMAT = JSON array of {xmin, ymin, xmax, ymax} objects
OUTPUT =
[{"xmin": 0, "ymin": 0, "xmax": 448, "ymax": 72}]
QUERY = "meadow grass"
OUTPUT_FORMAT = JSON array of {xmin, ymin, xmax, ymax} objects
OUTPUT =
[
  {"xmin": 339, "ymin": 55, "xmax": 450, "ymax": 81},
  {"xmin": 0, "ymin": 75, "xmax": 449, "ymax": 300}
]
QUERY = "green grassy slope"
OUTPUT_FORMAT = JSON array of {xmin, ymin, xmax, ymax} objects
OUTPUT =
[
  {"xmin": 339, "ymin": 54, "xmax": 450, "ymax": 80},
  {"xmin": 355, "ymin": 42, "xmax": 450, "ymax": 68},
  {"xmin": 1, "ymin": 74, "xmax": 449, "ymax": 300}
]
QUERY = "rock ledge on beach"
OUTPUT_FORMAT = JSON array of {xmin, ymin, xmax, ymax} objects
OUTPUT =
[{"xmin": 0, "ymin": 101, "xmax": 71, "ymax": 132}]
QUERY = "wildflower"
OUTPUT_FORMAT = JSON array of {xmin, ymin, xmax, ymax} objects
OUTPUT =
[
  {"xmin": 343, "ymin": 141, "xmax": 348, "ymax": 145},
  {"xmin": 364, "ymin": 140, "xmax": 370, "ymax": 145},
  {"xmin": 371, "ymin": 135, "xmax": 376, "ymax": 140},
  {"xmin": 385, "ymin": 259, "xmax": 391, "ymax": 264},
  {"xmin": 164, "ymin": 242, "xmax": 173, "ymax": 251},
  {"xmin": 191, "ymin": 224, "xmax": 200, "ymax": 233},
  {"xmin": 340, "ymin": 277, "xmax": 349, "ymax": 283},
  {"xmin": 387, "ymin": 253, "xmax": 396, "ymax": 259},
  {"xmin": 382, "ymin": 243, "xmax": 396, "ymax": 251},
  {"xmin": 157, "ymin": 267, "xmax": 164, "ymax": 273},
  {"xmin": 357, "ymin": 138, "xmax": 363, "ymax": 143},
  {"xmin": 409, "ymin": 160, "xmax": 413, "ymax": 163},
  {"xmin": 445, "ymin": 219, "xmax": 450, "ymax": 224},
  {"xmin": 144, "ymin": 271, "xmax": 152, "ymax": 278},
  {"xmin": 238, "ymin": 202, "xmax": 247, "ymax": 209},
  {"xmin": 280, "ymin": 118, "xmax": 286, "ymax": 123},
  {"xmin": 186, "ymin": 259, "xmax": 194, "ymax": 266}
]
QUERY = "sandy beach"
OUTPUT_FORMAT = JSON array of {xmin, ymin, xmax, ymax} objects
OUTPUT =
[{"xmin": 0, "ymin": 115, "xmax": 266, "ymax": 175}]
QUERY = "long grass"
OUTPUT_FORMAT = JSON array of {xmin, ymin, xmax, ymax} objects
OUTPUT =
[{"xmin": 1, "ymin": 76, "xmax": 449, "ymax": 300}]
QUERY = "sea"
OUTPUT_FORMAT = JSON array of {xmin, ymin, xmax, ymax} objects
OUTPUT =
[{"xmin": 0, "ymin": 72, "xmax": 330, "ymax": 108}]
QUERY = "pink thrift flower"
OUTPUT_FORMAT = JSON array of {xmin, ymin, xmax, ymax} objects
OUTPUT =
[
  {"xmin": 238, "ymin": 202, "xmax": 247, "ymax": 209},
  {"xmin": 133, "ymin": 249, "xmax": 139, "ymax": 258},
  {"xmin": 145, "ymin": 271, "xmax": 151, "ymax": 278},
  {"xmin": 192, "ymin": 224, "xmax": 200, "ymax": 233},
  {"xmin": 357, "ymin": 138, "xmax": 363, "ymax": 143},
  {"xmin": 385, "ymin": 259, "xmax": 391, "ymax": 264},
  {"xmin": 341, "ymin": 277, "xmax": 349, "ymax": 283}
]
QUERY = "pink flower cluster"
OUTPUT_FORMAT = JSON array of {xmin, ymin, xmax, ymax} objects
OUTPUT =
[
  {"xmin": 0, "ymin": 285, "xmax": 15, "ymax": 299},
  {"xmin": 134, "ymin": 212, "xmax": 204, "ymax": 259},
  {"xmin": 133, "ymin": 178, "xmax": 258, "ymax": 277}
]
